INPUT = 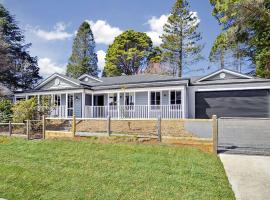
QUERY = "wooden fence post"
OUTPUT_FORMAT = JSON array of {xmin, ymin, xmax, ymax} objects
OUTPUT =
[
  {"xmin": 9, "ymin": 121, "xmax": 12, "ymax": 136},
  {"xmin": 72, "ymin": 114, "xmax": 76, "ymax": 137},
  {"xmin": 157, "ymin": 116, "xmax": 162, "ymax": 142},
  {"xmin": 212, "ymin": 115, "xmax": 218, "ymax": 155},
  {"xmin": 26, "ymin": 120, "xmax": 30, "ymax": 140},
  {"xmin": 107, "ymin": 115, "xmax": 111, "ymax": 136},
  {"xmin": 42, "ymin": 115, "xmax": 46, "ymax": 140}
]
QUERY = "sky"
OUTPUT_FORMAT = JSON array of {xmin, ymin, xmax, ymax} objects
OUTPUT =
[{"xmin": 3, "ymin": 0, "xmax": 225, "ymax": 78}]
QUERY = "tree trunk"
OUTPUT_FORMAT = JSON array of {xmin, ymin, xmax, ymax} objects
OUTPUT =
[{"xmin": 178, "ymin": 26, "xmax": 183, "ymax": 77}]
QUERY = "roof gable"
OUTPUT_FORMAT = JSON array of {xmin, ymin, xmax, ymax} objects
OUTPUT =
[
  {"xmin": 78, "ymin": 74, "xmax": 102, "ymax": 84},
  {"xmin": 35, "ymin": 74, "xmax": 81, "ymax": 90},
  {"xmin": 196, "ymin": 69, "xmax": 253, "ymax": 82}
]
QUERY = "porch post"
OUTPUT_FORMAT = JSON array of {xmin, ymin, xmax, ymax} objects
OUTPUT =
[
  {"xmin": 181, "ymin": 88, "xmax": 186, "ymax": 118},
  {"xmin": 65, "ymin": 93, "xmax": 68, "ymax": 118},
  {"xmin": 37, "ymin": 95, "xmax": 40, "ymax": 106},
  {"xmin": 82, "ymin": 91, "xmax": 85, "ymax": 118},
  {"xmin": 91, "ymin": 93, "xmax": 94, "ymax": 118},
  {"xmin": 117, "ymin": 92, "xmax": 120, "ymax": 119},
  {"xmin": 148, "ymin": 91, "xmax": 150, "ymax": 118}
]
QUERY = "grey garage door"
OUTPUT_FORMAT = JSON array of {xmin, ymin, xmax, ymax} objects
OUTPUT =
[
  {"xmin": 218, "ymin": 118, "xmax": 270, "ymax": 155},
  {"xmin": 195, "ymin": 90, "xmax": 270, "ymax": 119}
]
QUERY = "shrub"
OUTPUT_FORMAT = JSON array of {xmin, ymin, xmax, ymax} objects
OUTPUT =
[
  {"xmin": 0, "ymin": 98, "xmax": 13, "ymax": 122},
  {"xmin": 12, "ymin": 98, "xmax": 37, "ymax": 122}
]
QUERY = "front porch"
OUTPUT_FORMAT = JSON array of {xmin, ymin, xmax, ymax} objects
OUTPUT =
[{"xmin": 14, "ymin": 88, "xmax": 186, "ymax": 119}]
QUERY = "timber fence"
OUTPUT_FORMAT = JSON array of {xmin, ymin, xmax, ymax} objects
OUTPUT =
[{"xmin": 0, "ymin": 115, "xmax": 218, "ymax": 154}]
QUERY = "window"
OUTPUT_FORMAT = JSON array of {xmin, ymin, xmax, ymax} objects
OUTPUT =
[
  {"xmin": 53, "ymin": 94, "xmax": 61, "ymax": 106},
  {"xmin": 109, "ymin": 93, "xmax": 117, "ymax": 108},
  {"xmin": 67, "ymin": 94, "xmax": 74, "ymax": 117},
  {"xmin": 151, "ymin": 91, "xmax": 161, "ymax": 109},
  {"xmin": 125, "ymin": 92, "xmax": 134, "ymax": 106},
  {"xmin": 170, "ymin": 91, "xmax": 181, "ymax": 109}
]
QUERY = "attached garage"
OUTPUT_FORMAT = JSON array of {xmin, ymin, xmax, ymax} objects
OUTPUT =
[{"xmin": 195, "ymin": 89, "xmax": 270, "ymax": 119}]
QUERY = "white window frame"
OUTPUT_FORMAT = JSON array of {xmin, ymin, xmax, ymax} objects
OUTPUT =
[
  {"xmin": 124, "ymin": 92, "xmax": 135, "ymax": 110},
  {"xmin": 53, "ymin": 94, "xmax": 61, "ymax": 107},
  {"xmin": 108, "ymin": 93, "xmax": 117, "ymax": 109},
  {"xmin": 150, "ymin": 91, "xmax": 161, "ymax": 110}
]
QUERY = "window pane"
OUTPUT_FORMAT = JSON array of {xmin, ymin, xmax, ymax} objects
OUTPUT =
[
  {"xmin": 156, "ymin": 92, "xmax": 160, "ymax": 101},
  {"xmin": 176, "ymin": 91, "xmax": 181, "ymax": 104},
  {"xmin": 170, "ymin": 91, "xmax": 175, "ymax": 105},
  {"xmin": 151, "ymin": 92, "xmax": 155, "ymax": 102}
]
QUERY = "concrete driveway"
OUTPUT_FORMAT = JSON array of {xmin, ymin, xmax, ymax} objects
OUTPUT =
[{"xmin": 220, "ymin": 154, "xmax": 270, "ymax": 200}]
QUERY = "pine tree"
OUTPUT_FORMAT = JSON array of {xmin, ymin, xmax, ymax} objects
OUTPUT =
[
  {"xmin": 161, "ymin": 0, "xmax": 203, "ymax": 77},
  {"xmin": 0, "ymin": 4, "xmax": 41, "ymax": 89},
  {"xmin": 66, "ymin": 21, "xmax": 99, "ymax": 78}
]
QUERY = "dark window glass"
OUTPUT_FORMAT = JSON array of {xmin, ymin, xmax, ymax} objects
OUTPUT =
[
  {"xmin": 151, "ymin": 92, "xmax": 161, "ymax": 106},
  {"xmin": 176, "ymin": 91, "xmax": 181, "ymax": 104},
  {"xmin": 170, "ymin": 91, "xmax": 181, "ymax": 106}
]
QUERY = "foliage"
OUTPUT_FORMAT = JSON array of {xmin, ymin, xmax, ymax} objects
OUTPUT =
[
  {"xmin": 209, "ymin": 0, "xmax": 270, "ymax": 77},
  {"xmin": 103, "ymin": 30, "xmax": 153, "ymax": 77},
  {"xmin": 0, "ymin": 137, "xmax": 235, "ymax": 199},
  {"xmin": 12, "ymin": 98, "xmax": 37, "ymax": 122},
  {"xmin": 0, "ymin": 4, "xmax": 41, "ymax": 89},
  {"xmin": 148, "ymin": 46, "xmax": 162, "ymax": 63},
  {"xmin": 0, "ymin": 98, "xmax": 12, "ymax": 122},
  {"xmin": 161, "ymin": 0, "xmax": 204, "ymax": 77},
  {"xmin": 66, "ymin": 21, "xmax": 99, "ymax": 78}
]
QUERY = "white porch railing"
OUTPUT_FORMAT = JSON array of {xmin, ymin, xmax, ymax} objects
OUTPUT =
[
  {"xmin": 49, "ymin": 106, "xmax": 66, "ymax": 118},
  {"xmin": 85, "ymin": 105, "xmax": 182, "ymax": 119}
]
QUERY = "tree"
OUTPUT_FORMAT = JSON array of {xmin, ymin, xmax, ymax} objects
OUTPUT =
[
  {"xmin": 0, "ymin": 4, "xmax": 41, "ymax": 89},
  {"xmin": 144, "ymin": 46, "xmax": 172, "ymax": 75},
  {"xmin": 161, "ymin": 0, "xmax": 203, "ymax": 77},
  {"xmin": 66, "ymin": 21, "xmax": 99, "ymax": 78},
  {"xmin": 103, "ymin": 30, "xmax": 153, "ymax": 77},
  {"xmin": 210, "ymin": 0, "xmax": 270, "ymax": 78},
  {"xmin": 0, "ymin": 98, "xmax": 12, "ymax": 122}
]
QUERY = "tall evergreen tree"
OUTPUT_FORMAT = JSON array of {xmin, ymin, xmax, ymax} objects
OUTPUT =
[
  {"xmin": 0, "ymin": 4, "xmax": 41, "ymax": 89},
  {"xmin": 161, "ymin": 0, "xmax": 203, "ymax": 77},
  {"xmin": 210, "ymin": 0, "xmax": 270, "ymax": 78},
  {"xmin": 103, "ymin": 30, "xmax": 153, "ymax": 77},
  {"xmin": 66, "ymin": 21, "xmax": 99, "ymax": 78}
]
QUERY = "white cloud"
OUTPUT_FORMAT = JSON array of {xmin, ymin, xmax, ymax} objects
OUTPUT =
[
  {"xmin": 86, "ymin": 20, "xmax": 122, "ymax": 45},
  {"xmin": 145, "ymin": 12, "xmax": 200, "ymax": 46},
  {"xmin": 146, "ymin": 14, "xmax": 169, "ymax": 46},
  {"xmin": 38, "ymin": 57, "xmax": 66, "ymax": 77},
  {"xmin": 189, "ymin": 11, "xmax": 200, "ymax": 27},
  {"xmin": 32, "ymin": 22, "xmax": 73, "ymax": 41},
  {"xmin": 97, "ymin": 50, "xmax": 106, "ymax": 71}
]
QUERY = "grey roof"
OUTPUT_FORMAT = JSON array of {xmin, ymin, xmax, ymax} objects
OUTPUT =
[
  {"xmin": 92, "ymin": 74, "xmax": 187, "ymax": 86},
  {"xmin": 190, "ymin": 77, "xmax": 270, "ymax": 85},
  {"xmin": 16, "ymin": 69, "xmax": 270, "ymax": 94}
]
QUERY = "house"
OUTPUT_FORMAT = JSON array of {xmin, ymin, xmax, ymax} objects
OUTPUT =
[{"xmin": 13, "ymin": 69, "xmax": 270, "ymax": 119}]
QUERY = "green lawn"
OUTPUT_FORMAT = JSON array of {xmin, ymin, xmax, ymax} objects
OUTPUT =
[{"xmin": 0, "ymin": 137, "xmax": 234, "ymax": 200}]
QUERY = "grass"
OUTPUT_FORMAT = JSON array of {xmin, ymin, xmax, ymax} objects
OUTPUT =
[{"xmin": 0, "ymin": 136, "xmax": 234, "ymax": 200}]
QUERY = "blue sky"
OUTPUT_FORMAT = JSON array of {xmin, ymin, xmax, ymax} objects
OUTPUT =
[{"xmin": 4, "ymin": 0, "xmax": 224, "ymax": 77}]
